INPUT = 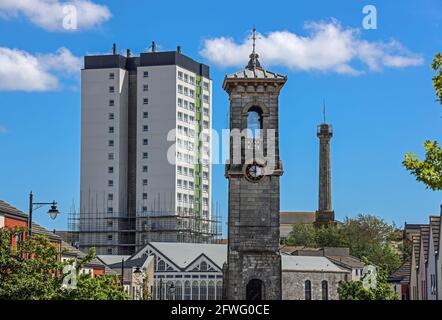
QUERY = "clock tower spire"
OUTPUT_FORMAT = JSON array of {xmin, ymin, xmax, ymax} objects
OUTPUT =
[{"xmin": 222, "ymin": 28, "xmax": 287, "ymax": 300}]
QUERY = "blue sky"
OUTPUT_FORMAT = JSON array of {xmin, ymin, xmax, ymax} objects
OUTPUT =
[{"xmin": 0, "ymin": 0, "xmax": 441, "ymax": 236}]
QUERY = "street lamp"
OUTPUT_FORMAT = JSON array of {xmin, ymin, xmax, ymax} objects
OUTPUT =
[{"xmin": 28, "ymin": 191, "xmax": 59, "ymax": 237}]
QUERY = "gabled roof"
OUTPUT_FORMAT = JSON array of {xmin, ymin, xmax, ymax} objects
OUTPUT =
[
  {"xmin": 389, "ymin": 261, "xmax": 411, "ymax": 283},
  {"xmin": 148, "ymin": 242, "xmax": 227, "ymax": 270},
  {"xmin": 61, "ymin": 241, "xmax": 104, "ymax": 268},
  {"xmin": 420, "ymin": 225, "xmax": 430, "ymax": 262},
  {"xmin": 429, "ymin": 216, "xmax": 440, "ymax": 253},
  {"xmin": 107, "ymin": 256, "xmax": 150, "ymax": 269},
  {"xmin": 0, "ymin": 199, "xmax": 28, "ymax": 220},
  {"xmin": 282, "ymin": 255, "xmax": 348, "ymax": 273}
]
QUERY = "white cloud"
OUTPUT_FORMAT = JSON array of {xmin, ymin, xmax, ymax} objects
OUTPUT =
[
  {"xmin": 0, "ymin": 0, "xmax": 111, "ymax": 31},
  {"xmin": 200, "ymin": 20, "xmax": 423, "ymax": 75},
  {"xmin": 0, "ymin": 47, "xmax": 82, "ymax": 91}
]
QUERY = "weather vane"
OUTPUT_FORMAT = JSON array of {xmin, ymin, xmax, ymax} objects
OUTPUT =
[{"xmin": 248, "ymin": 26, "xmax": 261, "ymax": 55}]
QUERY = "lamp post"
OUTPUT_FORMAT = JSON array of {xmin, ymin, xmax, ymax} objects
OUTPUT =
[
  {"xmin": 28, "ymin": 191, "xmax": 59, "ymax": 237},
  {"xmin": 121, "ymin": 258, "xmax": 125, "ymax": 288}
]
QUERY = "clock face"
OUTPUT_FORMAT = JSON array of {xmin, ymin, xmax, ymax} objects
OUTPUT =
[{"xmin": 245, "ymin": 163, "xmax": 264, "ymax": 182}]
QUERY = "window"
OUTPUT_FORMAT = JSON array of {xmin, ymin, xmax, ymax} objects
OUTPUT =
[
  {"xmin": 107, "ymin": 207, "xmax": 113, "ymax": 214},
  {"xmin": 109, "ymin": 100, "xmax": 114, "ymax": 106},
  {"xmin": 107, "ymin": 234, "xmax": 113, "ymax": 241},
  {"xmin": 109, "ymin": 113, "xmax": 114, "ymax": 120},
  {"xmin": 107, "ymin": 220, "xmax": 113, "ymax": 227},
  {"xmin": 143, "ymin": 125, "xmax": 148, "ymax": 132},
  {"xmin": 143, "ymin": 112, "xmax": 148, "ymax": 119},
  {"xmin": 142, "ymin": 179, "xmax": 148, "ymax": 186},
  {"xmin": 108, "ymin": 180, "xmax": 113, "ymax": 187},
  {"xmin": 143, "ymin": 84, "xmax": 148, "ymax": 92},
  {"xmin": 107, "ymin": 248, "xmax": 113, "ymax": 254},
  {"xmin": 321, "ymin": 280, "xmax": 328, "ymax": 300},
  {"xmin": 184, "ymin": 281, "xmax": 191, "ymax": 300},
  {"xmin": 108, "ymin": 166, "xmax": 114, "ymax": 173},
  {"xmin": 108, "ymin": 193, "xmax": 113, "ymax": 201},
  {"xmin": 200, "ymin": 281, "xmax": 207, "ymax": 300},
  {"xmin": 184, "ymin": 74, "xmax": 188, "ymax": 83},
  {"xmin": 143, "ymin": 152, "xmax": 148, "ymax": 159},
  {"xmin": 109, "ymin": 86, "xmax": 114, "ymax": 93},
  {"xmin": 247, "ymin": 106, "xmax": 263, "ymax": 139},
  {"xmin": 203, "ymin": 81, "xmax": 209, "ymax": 91},
  {"xmin": 142, "ymin": 206, "xmax": 147, "ymax": 213},
  {"xmin": 178, "ymin": 85, "xmax": 183, "ymax": 94},
  {"xmin": 108, "ymin": 153, "xmax": 114, "ymax": 160},
  {"xmin": 143, "ymin": 139, "xmax": 148, "ymax": 146},
  {"xmin": 189, "ymin": 89, "xmax": 194, "ymax": 98},
  {"xmin": 143, "ymin": 71, "xmax": 149, "ymax": 78},
  {"xmin": 143, "ymin": 98, "xmax": 148, "ymax": 105},
  {"xmin": 143, "ymin": 166, "xmax": 148, "ymax": 173},
  {"xmin": 305, "ymin": 280, "xmax": 311, "ymax": 300},
  {"xmin": 216, "ymin": 281, "xmax": 222, "ymax": 300},
  {"xmin": 109, "ymin": 126, "xmax": 114, "ymax": 133},
  {"xmin": 108, "ymin": 140, "xmax": 114, "ymax": 147},
  {"xmin": 192, "ymin": 281, "xmax": 199, "ymax": 300},
  {"xmin": 142, "ymin": 193, "xmax": 148, "ymax": 200},
  {"xmin": 109, "ymin": 73, "xmax": 115, "ymax": 79},
  {"xmin": 178, "ymin": 71, "xmax": 183, "ymax": 80},
  {"xmin": 200, "ymin": 261, "xmax": 208, "ymax": 271},
  {"xmin": 189, "ymin": 76, "xmax": 195, "ymax": 85},
  {"xmin": 157, "ymin": 260, "xmax": 166, "ymax": 271},
  {"xmin": 203, "ymin": 94, "xmax": 209, "ymax": 103}
]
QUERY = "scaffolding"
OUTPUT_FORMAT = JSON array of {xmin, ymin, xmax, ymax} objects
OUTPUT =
[{"xmin": 68, "ymin": 202, "xmax": 223, "ymax": 255}]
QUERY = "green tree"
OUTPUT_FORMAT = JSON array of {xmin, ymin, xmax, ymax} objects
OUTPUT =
[
  {"xmin": 0, "ymin": 228, "xmax": 64, "ymax": 300},
  {"xmin": 403, "ymin": 53, "xmax": 442, "ymax": 190},
  {"xmin": 63, "ymin": 274, "xmax": 131, "ymax": 300},
  {"xmin": 0, "ymin": 227, "xmax": 131, "ymax": 300},
  {"xmin": 338, "ymin": 267, "xmax": 399, "ymax": 300},
  {"xmin": 284, "ymin": 223, "xmax": 316, "ymax": 247},
  {"xmin": 284, "ymin": 214, "xmax": 403, "ymax": 275}
]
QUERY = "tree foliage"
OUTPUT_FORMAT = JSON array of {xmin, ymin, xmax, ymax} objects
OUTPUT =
[
  {"xmin": 0, "ymin": 227, "xmax": 131, "ymax": 300},
  {"xmin": 338, "ymin": 267, "xmax": 399, "ymax": 300},
  {"xmin": 284, "ymin": 214, "xmax": 403, "ymax": 275},
  {"xmin": 403, "ymin": 53, "xmax": 442, "ymax": 191}
]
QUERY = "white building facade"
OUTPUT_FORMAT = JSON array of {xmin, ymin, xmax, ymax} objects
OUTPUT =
[{"xmin": 80, "ymin": 47, "xmax": 213, "ymax": 255}]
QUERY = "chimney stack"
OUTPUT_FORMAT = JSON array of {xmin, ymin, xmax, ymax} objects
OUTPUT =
[
  {"xmin": 151, "ymin": 41, "xmax": 157, "ymax": 53},
  {"xmin": 126, "ymin": 49, "xmax": 131, "ymax": 57},
  {"xmin": 112, "ymin": 43, "xmax": 117, "ymax": 55},
  {"xmin": 177, "ymin": 45, "xmax": 181, "ymax": 53}
]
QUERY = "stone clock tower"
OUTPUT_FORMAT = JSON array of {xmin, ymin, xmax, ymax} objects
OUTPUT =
[{"xmin": 222, "ymin": 29, "xmax": 287, "ymax": 300}]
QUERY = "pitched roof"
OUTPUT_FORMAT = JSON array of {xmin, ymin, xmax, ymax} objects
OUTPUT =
[
  {"xmin": 280, "ymin": 212, "xmax": 316, "ymax": 224},
  {"xmin": 420, "ymin": 225, "xmax": 430, "ymax": 262},
  {"xmin": 107, "ymin": 256, "xmax": 150, "ymax": 269},
  {"xmin": 61, "ymin": 241, "xmax": 105, "ymax": 268},
  {"xmin": 389, "ymin": 261, "xmax": 411, "ymax": 283},
  {"xmin": 32, "ymin": 223, "xmax": 61, "ymax": 242},
  {"xmin": 327, "ymin": 256, "xmax": 365, "ymax": 269},
  {"xmin": 148, "ymin": 242, "xmax": 227, "ymax": 269},
  {"xmin": 0, "ymin": 199, "xmax": 28, "ymax": 220},
  {"xmin": 430, "ymin": 216, "xmax": 440, "ymax": 253},
  {"xmin": 282, "ymin": 255, "xmax": 348, "ymax": 273},
  {"xmin": 412, "ymin": 234, "xmax": 421, "ymax": 266}
]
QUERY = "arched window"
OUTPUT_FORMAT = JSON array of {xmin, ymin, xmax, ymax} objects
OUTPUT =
[
  {"xmin": 208, "ymin": 281, "xmax": 215, "ymax": 300},
  {"xmin": 200, "ymin": 281, "xmax": 207, "ymax": 300},
  {"xmin": 247, "ymin": 106, "xmax": 263, "ymax": 139},
  {"xmin": 157, "ymin": 260, "xmax": 165, "ymax": 271},
  {"xmin": 200, "ymin": 261, "xmax": 208, "ymax": 271},
  {"xmin": 322, "ymin": 280, "xmax": 328, "ymax": 300},
  {"xmin": 184, "ymin": 281, "xmax": 191, "ymax": 300},
  {"xmin": 192, "ymin": 281, "xmax": 199, "ymax": 300},
  {"xmin": 216, "ymin": 281, "xmax": 223, "ymax": 300},
  {"xmin": 305, "ymin": 280, "xmax": 312, "ymax": 300},
  {"xmin": 175, "ymin": 281, "xmax": 182, "ymax": 300},
  {"xmin": 166, "ymin": 281, "xmax": 173, "ymax": 300}
]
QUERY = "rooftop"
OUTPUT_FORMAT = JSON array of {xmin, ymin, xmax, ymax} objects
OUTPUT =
[{"xmin": 282, "ymin": 255, "xmax": 348, "ymax": 273}]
